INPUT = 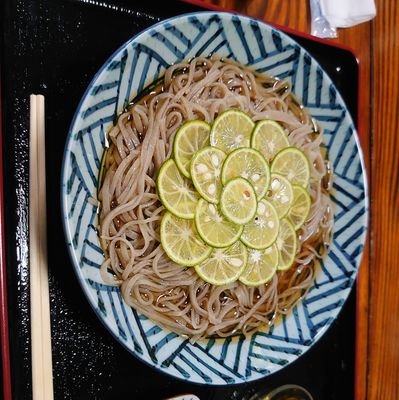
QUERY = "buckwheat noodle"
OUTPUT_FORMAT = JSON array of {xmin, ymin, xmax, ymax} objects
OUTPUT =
[{"xmin": 98, "ymin": 57, "xmax": 333, "ymax": 341}]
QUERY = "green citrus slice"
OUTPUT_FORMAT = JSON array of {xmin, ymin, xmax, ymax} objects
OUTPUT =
[
  {"xmin": 220, "ymin": 177, "xmax": 257, "ymax": 224},
  {"xmin": 240, "ymin": 199, "xmax": 280, "ymax": 250},
  {"xmin": 276, "ymin": 218, "xmax": 298, "ymax": 271},
  {"xmin": 156, "ymin": 159, "xmax": 199, "ymax": 219},
  {"xmin": 160, "ymin": 212, "xmax": 212, "ymax": 266},
  {"xmin": 210, "ymin": 109, "xmax": 255, "ymax": 153},
  {"xmin": 287, "ymin": 184, "xmax": 312, "ymax": 230},
  {"xmin": 195, "ymin": 241, "xmax": 247, "ymax": 286},
  {"xmin": 173, "ymin": 120, "xmax": 210, "ymax": 177},
  {"xmin": 271, "ymin": 146, "xmax": 311, "ymax": 188},
  {"xmin": 264, "ymin": 173, "xmax": 294, "ymax": 218},
  {"xmin": 194, "ymin": 199, "xmax": 243, "ymax": 248},
  {"xmin": 221, "ymin": 147, "xmax": 270, "ymax": 199},
  {"xmin": 190, "ymin": 146, "xmax": 226, "ymax": 204},
  {"xmin": 250, "ymin": 119, "xmax": 290, "ymax": 161},
  {"xmin": 239, "ymin": 244, "xmax": 278, "ymax": 286}
]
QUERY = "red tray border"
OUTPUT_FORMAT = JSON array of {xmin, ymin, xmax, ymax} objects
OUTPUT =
[{"xmin": 0, "ymin": 68, "xmax": 12, "ymax": 400}]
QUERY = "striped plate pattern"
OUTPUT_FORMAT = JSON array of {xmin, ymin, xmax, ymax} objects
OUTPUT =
[{"xmin": 61, "ymin": 12, "xmax": 368, "ymax": 385}]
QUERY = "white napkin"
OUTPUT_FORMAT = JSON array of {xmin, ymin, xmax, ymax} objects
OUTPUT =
[{"xmin": 319, "ymin": 0, "xmax": 376, "ymax": 28}]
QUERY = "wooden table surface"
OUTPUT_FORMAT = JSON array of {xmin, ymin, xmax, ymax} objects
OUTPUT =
[{"xmin": 201, "ymin": 0, "xmax": 399, "ymax": 399}]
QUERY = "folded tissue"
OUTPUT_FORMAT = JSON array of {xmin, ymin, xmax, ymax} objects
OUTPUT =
[{"xmin": 310, "ymin": 0, "xmax": 376, "ymax": 38}]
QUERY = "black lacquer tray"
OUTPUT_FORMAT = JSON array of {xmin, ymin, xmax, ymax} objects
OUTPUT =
[{"xmin": 0, "ymin": 0, "xmax": 359, "ymax": 399}]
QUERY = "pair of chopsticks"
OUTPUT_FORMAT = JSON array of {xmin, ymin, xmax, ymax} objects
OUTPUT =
[{"xmin": 29, "ymin": 94, "xmax": 54, "ymax": 400}]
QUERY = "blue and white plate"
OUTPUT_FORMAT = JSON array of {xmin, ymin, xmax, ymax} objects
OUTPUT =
[{"xmin": 61, "ymin": 12, "xmax": 368, "ymax": 385}]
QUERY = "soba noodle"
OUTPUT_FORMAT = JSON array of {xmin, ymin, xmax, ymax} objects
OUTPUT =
[{"xmin": 98, "ymin": 57, "xmax": 333, "ymax": 341}]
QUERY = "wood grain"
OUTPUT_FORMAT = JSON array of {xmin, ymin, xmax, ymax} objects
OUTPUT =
[
  {"xmin": 368, "ymin": 1, "xmax": 399, "ymax": 399},
  {"xmin": 200, "ymin": 1, "xmax": 399, "ymax": 399}
]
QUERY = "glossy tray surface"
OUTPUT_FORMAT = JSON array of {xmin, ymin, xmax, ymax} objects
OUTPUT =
[{"xmin": 1, "ymin": 0, "xmax": 358, "ymax": 398}]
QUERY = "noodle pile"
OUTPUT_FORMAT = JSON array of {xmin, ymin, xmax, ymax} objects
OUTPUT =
[{"xmin": 98, "ymin": 57, "xmax": 333, "ymax": 340}]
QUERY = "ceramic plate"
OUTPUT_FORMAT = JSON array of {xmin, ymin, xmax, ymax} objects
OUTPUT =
[{"xmin": 61, "ymin": 11, "xmax": 368, "ymax": 385}]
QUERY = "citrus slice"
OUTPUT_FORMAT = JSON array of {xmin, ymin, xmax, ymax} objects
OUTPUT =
[
  {"xmin": 210, "ymin": 109, "xmax": 255, "ymax": 153},
  {"xmin": 240, "ymin": 199, "xmax": 280, "ymax": 250},
  {"xmin": 287, "ymin": 184, "xmax": 312, "ymax": 230},
  {"xmin": 156, "ymin": 159, "xmax": 199, "ymax": 219},
  {"xmin": 220, "ymin": 177, "xmax": 257, "ymax": 224},
  {"xmin": 221, "ymin": 147, "xmax": 270, "ymax": 199},
  {"xmin": 195, "ymin": 241, "xmax": 247, "ymax": 286},
  {"xmin": 265, "ymin": 173, "xmax": 294, "ymax": 218},
  {"xmin": 190, "ymin": 146, "xmax": 226, "ymax": 204},
  {"xmin": 275, "ymin": 218, "xmax": 298, "ymax": 271},
  {"xmin": 160, "ymin": 212, "xmax": 212, "ymax": 266},
  {"xmin": 173, "ymin": 120, "xmax": 210, "ymax": 177},
  {"xmin": 194, "ymin": 199, "xmax": 242, "ymax": 248},
  {"xmin": 239, "ymin": 244, "xmax": 278, "ymax": 286},
  {"xmin": 271, "ymin": 147, "xmax": 311, "ymax": 188},
  {"xmin": 250, "ymin": 119, "xmax": 290, "ymax": 161}
]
